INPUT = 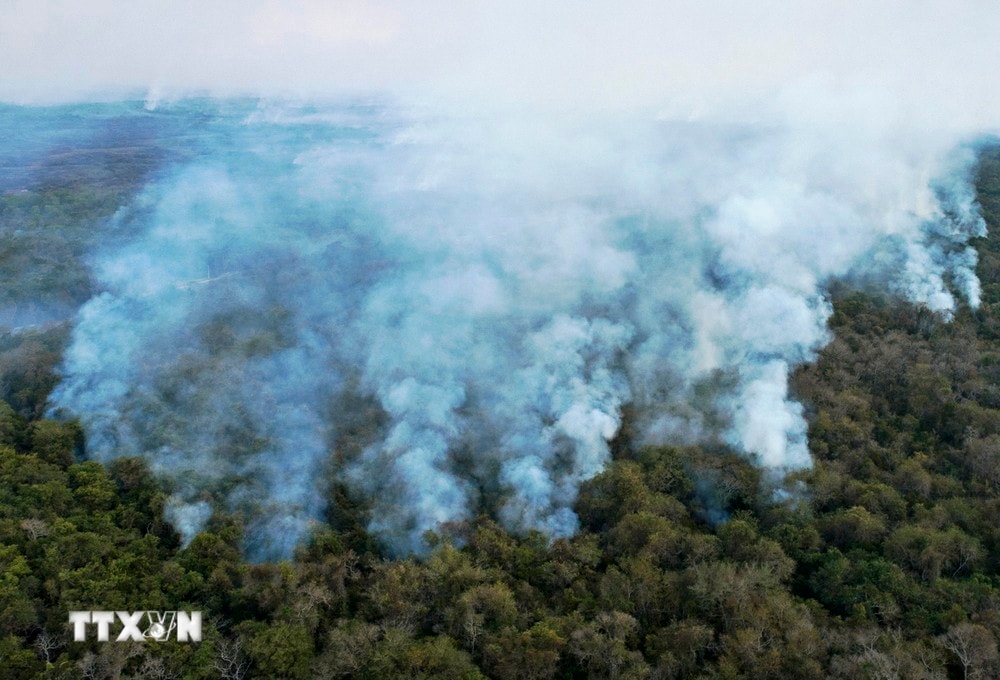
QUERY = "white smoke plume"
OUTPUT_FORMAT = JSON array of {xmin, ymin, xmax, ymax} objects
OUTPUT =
[{"xmin": 34, "ymin": 97, "xmax": 987, "ymax": 557}]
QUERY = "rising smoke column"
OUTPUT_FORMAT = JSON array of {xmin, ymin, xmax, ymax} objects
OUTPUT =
[
  {"xmin": 49, "ymin": 105, "xmax": 391, "ymax": 559},
  {"xmin": 497, "ymin": 316, "xmax": 633, "ymax": 537},
  {"xmin": 48, "ymin": 100, "xmax": 987, "ymax": 557}
]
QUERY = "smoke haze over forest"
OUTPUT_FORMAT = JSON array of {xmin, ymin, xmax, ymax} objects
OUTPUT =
[
  {"xmin": 2, "ymin": 3, "xmax": 1000, "ymax": 559},
  {"xmin": 0, "ymin": 98, "xmax": 983, "ymax": 558}
]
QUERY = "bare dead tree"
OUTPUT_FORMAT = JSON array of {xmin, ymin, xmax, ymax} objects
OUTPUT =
[
  {"xmin": 77, "ymin": 652, "xmax": 99, "ymax": 680},
  {"xmin": 136, "ymin": 654, "xmax": 180, "ymax": 680},
  {"xmin": 33, "ymin": 630, "xmax": 62, "ymax": 663},
  {"xmin": 214, "ymin": 636, "xmax": 251, "ymax": 680},
  {"xmin": 938, "ymin": 623, "xmax": 999, "ymax": 680},
  {"xmin": 20, "ymin": 518, "xmax": 50, "ymax": 541}
]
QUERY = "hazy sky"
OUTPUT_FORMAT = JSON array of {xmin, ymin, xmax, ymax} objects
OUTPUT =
[{"xmin": 2, "ymin": 1, "xmax": 1000, "ymax": 127}]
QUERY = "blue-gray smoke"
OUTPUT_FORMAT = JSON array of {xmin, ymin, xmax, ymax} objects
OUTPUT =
[{"xmin": 38, "ymin": 100, "xmax": 986, "ymax": 558}]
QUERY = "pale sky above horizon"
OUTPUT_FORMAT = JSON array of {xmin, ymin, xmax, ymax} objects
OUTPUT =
[{"xmin": 2, "ymin": 1, "xmax": 1000, "ymax": 130}]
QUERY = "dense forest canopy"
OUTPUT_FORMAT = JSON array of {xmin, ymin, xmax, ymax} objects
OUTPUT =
[{"xmin": 2, "ymin": 104, "xmax": 1000, "ymax": 679}]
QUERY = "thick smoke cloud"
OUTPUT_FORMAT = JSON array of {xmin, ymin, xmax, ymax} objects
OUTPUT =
[{"xmin": 44, "ymin": 99, "xmax": 987, "ymax": 557}]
